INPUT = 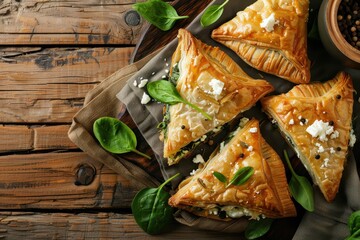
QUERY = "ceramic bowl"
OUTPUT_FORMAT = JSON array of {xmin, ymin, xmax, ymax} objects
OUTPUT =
[{"xmin": 318, "ymin": 0, "xmax": 360, "ymax": 69}]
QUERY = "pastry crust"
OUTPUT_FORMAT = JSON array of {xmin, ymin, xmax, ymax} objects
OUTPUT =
[
  {"xmin": 211, "ymin": 0, "xmax": 310, "ymax": 84},
  {"xmin": 163, "ymin": 29, "xmax": 274, "ymax": 165},
  {"xmin": 169, "ymin": 119, "xmax": 296, "ymax": 219},
  {"xmin": 261, "ymin": 72, "xmax": 354, "ymax": 202}
]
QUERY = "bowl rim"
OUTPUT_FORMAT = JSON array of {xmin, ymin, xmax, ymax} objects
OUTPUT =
[{"xmin": 326, "ymin": 0, "xmax": 360, "ymax": 63}]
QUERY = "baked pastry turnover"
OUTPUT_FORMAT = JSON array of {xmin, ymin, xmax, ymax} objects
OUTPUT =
[
  {"xmin": 168, "ymin": 118, "xmax": 296, "ymax": 220},
  {"xmin": 211, "ymin": 0, "xmax": 310, "ymax": 84},
  {"xmin": 261, "ymin": 72, "xmax": 355, "ymax": 202},
  {"xmin": 162, "ymin": 29, "xmax": 274, "ymax": 165}
]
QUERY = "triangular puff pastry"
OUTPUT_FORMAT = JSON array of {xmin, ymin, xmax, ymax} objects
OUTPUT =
[
  {"xmin": 261, "ymin": 72, "xmax": 354, "ymax": 202},
  {"xmin": 211, "ymin": 0, "xmax": 310, "ymax": 84},
  {"xmin": 163, "ymin": 29, "xmax": 274, "ymax": 165},
  {"xmin": 168, "ymin": 118, "xmax": 296, "ymax": 220}
]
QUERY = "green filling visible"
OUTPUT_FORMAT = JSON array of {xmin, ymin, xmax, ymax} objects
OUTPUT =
[{"xmin": 169, "ymin": 63, "xmax": 180, "ymax": 85}]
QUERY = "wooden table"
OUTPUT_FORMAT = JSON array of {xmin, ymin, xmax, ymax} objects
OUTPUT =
[{"xmin": 0, "ymin": 1, "xmax": 300, "ymax": 239}]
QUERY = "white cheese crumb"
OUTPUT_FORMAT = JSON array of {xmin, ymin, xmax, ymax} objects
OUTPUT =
[
  {"xmin": 349, "ymin": 129, "xmax": 357, "ymax": 147},
  {"xmin": 137, "ymin": 79, "xmax": 148, "ymax": 88},
  {"xmin": 330, "ymin": 147, "xmax": 336, "ymax": 154},
  {"xmin": 151, "ymin": 72, "xmax": 156, "ymax": 75},
  {"xmin": 249, "ymin": 127, "xmax": 258, "ymax": 133},
  {"xmin": 165, "ymin": 69, "xmax": 169, "ymax": 73},
  {"xmin": 239, "ymin": 117, "xmax": 250, "ymax": 128},
  {"xmin": 306, "ymin": 120, "xmax": 334, "ymax": 142},
  {"xmin": 330, "ymin": 130, "xmax": 339, "ymax": 139},
  {"xmin": 190, "ymin": 169, "xmax": 198, "ymax": 176},
  {"xmin": 315, "ymin": 143, "xmax": 325, "ymax": 153},
  {"xmin": 208, "ymin": 78, "xmax": 225, "ymax": 96},
  {"xmin": 161, "ymin": 75, "xmax": 166, "ymax": 79},
  {"xmin": 192, "ymin": 154, "xmax": 205, "ymax": 164},
  {"xmin": 220, "ymin": 141, "xmax": 225, "ymax": 151},
  {"xmin": 133, "ymin": 80, "xmax": 138, "ymax": 87},
  {"xmin": 289, "ymin": 119, "xmax": 294, "ymax": 125},
  {"xmin": 321, "ymin": 158, "xmax": 330, "ymax": 168},
  {"xmin": 165, "ymin": 63, "xmax": 169, "ymax": 67},
  {"xmin": 247, "ymin": 146, "xmax": 253, "ymax": 152},
  {"xmin": 260, "ymin": 13, "xmax": 279, "ymax": 32},
  {"xmin": 140, "ymin": 92, "xmax": 151, "ymax": 104},
  {"xmin": 200, "ymin": 135, "xmax": 207, "ymax": 142}
]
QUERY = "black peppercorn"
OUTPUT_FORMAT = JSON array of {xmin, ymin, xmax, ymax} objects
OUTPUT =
[
  {"xmin": 239, "ymin": 153, "xmax": 245, "ymax": 158},
  {"xmin": 181, "ymin": 125, "xmax": 185, "ymax": 129},
  {"xmin": 336, "ymin": 94, "xmax": 342, "ymax": 99},
  {"xmin": 337, "ymin": 0, "xmax": 360, "ymax": 50},
  {"xmin": 329, "ymin": 120, "xmax": 334, "ymax": 126},
  {"xmin": 315, "ymin": 154, "xmax": 321, "ymax": 159},
  {"xmin": 336, "ymin": 147, "xmax": 342, "ymax": 151}
]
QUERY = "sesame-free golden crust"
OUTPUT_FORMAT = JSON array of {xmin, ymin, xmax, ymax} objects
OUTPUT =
[
  {"xmin": 168, "ymin": 119, "xmax": 296, "ymax": 219},
  {"xmin": 164, "ymin": 29, "xmax": 274, "ymax": 165},
  {"xmin": 211, "ymin": 0, "xmax": 310, "ymax": 84},
  {"xmin": 261, "ymin": 72, "xmax": 354, "ymax": 202}
]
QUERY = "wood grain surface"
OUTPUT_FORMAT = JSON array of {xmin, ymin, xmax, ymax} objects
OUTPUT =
[{"xmin": 0, "ymin": 0, "xmax": 304, "ymax": 239}]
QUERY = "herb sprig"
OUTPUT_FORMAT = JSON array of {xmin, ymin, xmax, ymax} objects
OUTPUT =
[
  {"xmin": 283, "ymin": 150, "xmax": 314, "ymax": 212},
  {"xmin": 213, "ymin": 166, "xmax": 254, "ymax": 188},
  {"xmin": 245, "ymin": 218, "xmax": 274, "ymax": 240},
  {"xmin": 131, "ymin": 173, "xmax": 180, "ymax": 235},
  {"xmin": 93, "ymin": 117, "xmax": 151, "ymax": 159},
  {"xmin": 346, "ymin": 210, "xmax": 360, "ymax": 240},
  {"xmin": 147, "ymin": 80, "xmax": 212, "ymax": 120},
  {"xmin": 133, "ymin": 0, "xmax": 188, "ymax": 31}
]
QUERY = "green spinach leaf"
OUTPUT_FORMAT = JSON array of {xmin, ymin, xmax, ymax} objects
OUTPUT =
[
  {"xmin": 227, "ymin": 166, "xmax": 254, "ymax": 188},
  {"xmin": 245, "ymin": 218, "xmax": 274, "ymax": 240},
  {"xmin": 93, "ymin": 117, "xmax": 151, "ymax": 159},
  {"xmin": 147, "ymin": 80, "xmax": 212, "ymax": 120},
  {"xmin": 347, "ymin": 210, "xmax": 360, "ymax": 239},
  {"xmin": 283, "ymin": 150, "xmax": 314, "ymax": 212},
  {"xmin": 200, "ymin": 0, "xmax": 229, "ymax": 27},
  {"xmin": 131, "ymin": 173, "xmax": 180, "ymax": 235},
  {"xmin": 133, "ymin": 0, "xmax": 188, "ymax": 31}
]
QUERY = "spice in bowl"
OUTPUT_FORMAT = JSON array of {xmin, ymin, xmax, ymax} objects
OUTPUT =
[{"xmin": 337, "ymin": 0, "xmax": 360, "ymax": 50}]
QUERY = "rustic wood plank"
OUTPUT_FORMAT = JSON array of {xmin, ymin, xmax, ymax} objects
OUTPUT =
[
  {"xmin": 0, "ymin": 212, "xmax": 243, "ymax": 239},
  {"xmin": 0, "ymin": 125, "xmax": 77, "ymax": 152},
  {"xmin": 0, "ymin": 152, "xmax": 137, "ymax": 209},
  {"xmin": 0, "ymin": 0, "xmax": 144, "ymax": 45},
  {"xmin": 0, "ymin": 47, "xmax": 133, "ymax": 123}
]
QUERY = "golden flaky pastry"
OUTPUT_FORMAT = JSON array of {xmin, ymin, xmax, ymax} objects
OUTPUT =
[
  {"xmin": 211, "ymin": 0, "xmax": 310, "ymax": 84},
  {"xmin": 162, "ymin": 29, "xmax": 274, "ymax": 165},
  {"xmin": 168, "ymin": 118, "xmax": 296, "ymax": 220},
  {"xmin": 261, "ymin": 72, "xmax": 355, "ymax": 202}
]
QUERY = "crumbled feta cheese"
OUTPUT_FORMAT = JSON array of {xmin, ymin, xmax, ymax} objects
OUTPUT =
[
  {"xmin": 247, "ymin": 146, "xmax": 253, "ymax": 152},
  {"xmin": 133, "ymin": 80, "xmax": 138, "ymax": 87},
  {"xmin": 289, "ymin": 119, "xmax": 294, "ymax": 125},
  {"xmin": 349, "ymin": 129, "xmax": 357, "ymax": 147},
  {"xmin": 249, "ymin": 127, "xmax": 258, "ymax": 133},
  {"xmin": 165, "ymin": 69, "xmax": 169, "ymax": 73},
  {"xmin": 330, "ymin": 130, "xmax": 339, "ymax": 139},
  {"xmin": 315, "ymin": 143, "xmax": 325, "ymax": 153},
  {"xmin": 239, "ymin": 117, "xmax": 250, "ymax": 128},
  {"xmin": 321, "ymin": 158, "xmax": 330, "ymax": 168},
  {"xmin": 260, "ymin": 13, "xmax": 279, "ymax": 32},
  {"xmin": 271, "ymin": 119, "xmax": 277, "ymax": 124},
  {"xmin": 220, "ymin": 141, "xmax": 225, "ymax": 151},
  {"xmin": 151, "ymin": 72, "xmax": 156, "ymax": 75},
  {"xmin": 330, "ymin": 147, "xmax": 336, "ymax": 154},
  {"xmin": 200, "ymin": 135, "xmax": 207, "ymax": 142},
  {"xmin": 208, "ymin": 78, "xmax": 225, "ymax": 96},
  {"xmin": 140, "ymin": 92, "xmax": 151, "ymax": 104},
  {"xmin": 161, "ymin": 75, "xmax": 166, "ymax": 79},
  {"xmin": 193, "ymin": 154, "xmax": 205, "ymax": 164},
  {"xmin": 190, "ymin": 169, "xmax": 198, "ymax": 176},
  {"xmin": 306, "ymin": 120, "xmax": 334, "ymax": 142},
  {"xmin": 137, "ymin": 79, "xmax": 148, "ymax": 88}
]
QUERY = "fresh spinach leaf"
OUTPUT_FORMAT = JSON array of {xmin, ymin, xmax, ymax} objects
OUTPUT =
[
  {"xmin": 133, "ymin": 0, "xmax": 188, "ymax": 31},
  {"xmin": 283, "ymin": 150, "xmax": 314, "ymax": 212},
  {"xmin": 200, "ymin": 0, "xmax": 229, "ymax": 27},
  {"xmin": 245, "ymin": 218, "xmax": 274, "ymax": 240},
  {"xmin": 131, "ymin": 173, "xmax": 180, "ymax": 235},
  {"xmin": 213, "ymin": 171, "xmax": 227, "ymax": 184},
  {"xmin": 227, "ymin": 166, "xmax": 254, "ymax": 188},
  {"xmin": 147, "ymin": 80, "xmax": 212, "ymax": 120},
  {"xmin": 93, "ymin": 117, "xmax": 151, "ymax": 159},
  {"xmin": 348, "ymin": 210, "xmax": 360, "ymax": 238}
]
